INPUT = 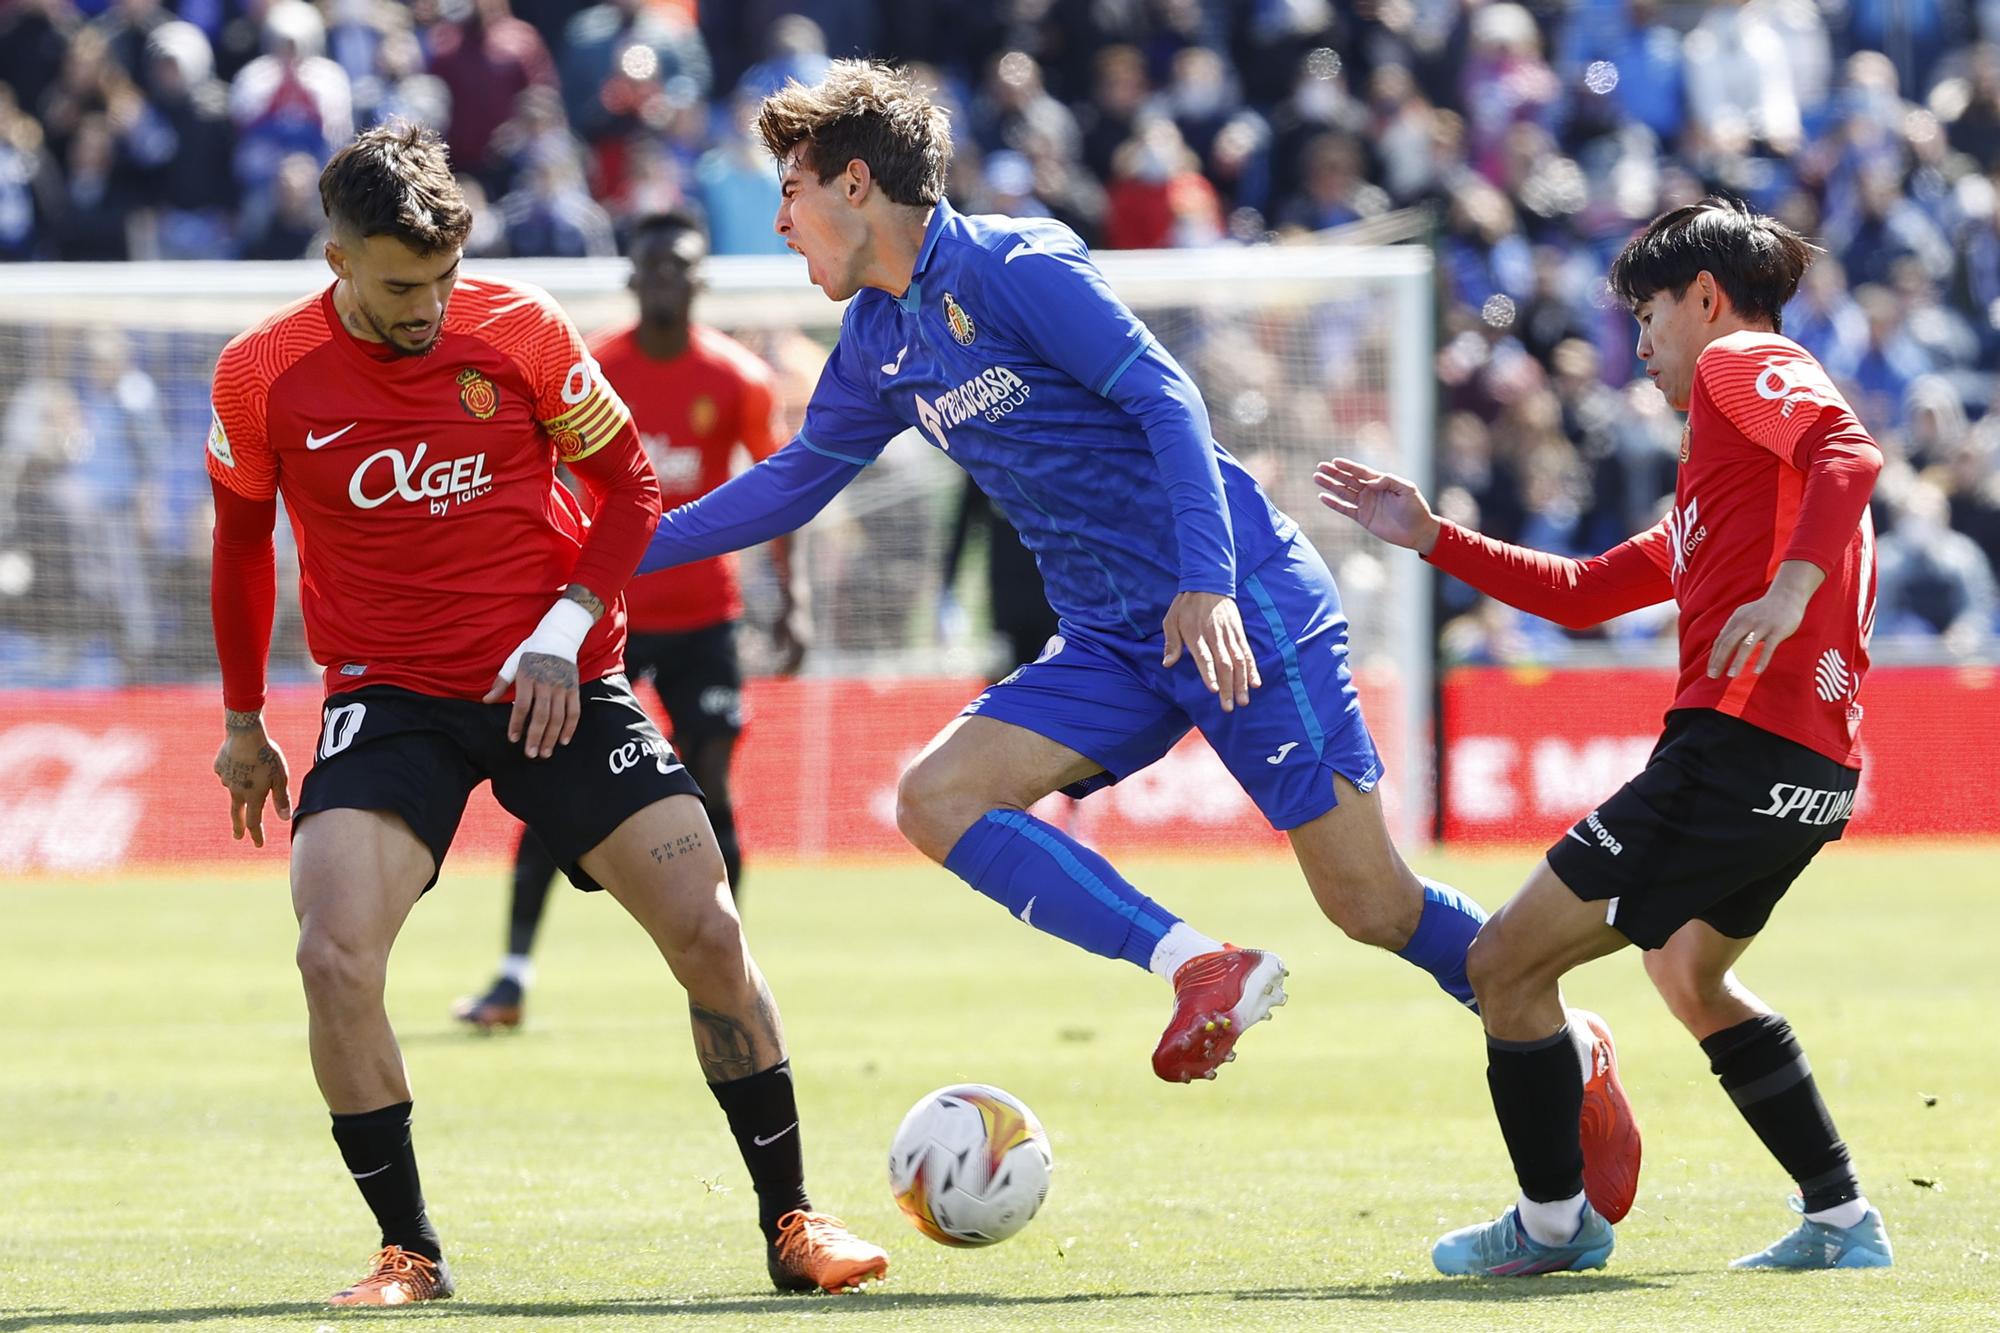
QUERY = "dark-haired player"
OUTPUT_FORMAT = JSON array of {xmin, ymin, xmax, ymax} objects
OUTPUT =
[
  {"xmin": 1321, "ymin": 198, "xmax": 1891, "ymax": 1275},
  {"xmin": 452, "ymin": 207, "xmax": 806, "ymax": 1031},
  {"xmin": 620, "ymin": 57, "xmax": 1637, "ymax": 1224},
  {"xmin": 207, "ymin": 123, "xmax": 885, "ymax": 1306}
]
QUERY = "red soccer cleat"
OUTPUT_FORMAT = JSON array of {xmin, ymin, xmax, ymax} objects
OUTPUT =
[
  {"xmin": 1151, "ymin": 946, "xmax": 1288, "ymax": 1083},
  {"xmin": 1573, "ymin": 1008, "xmax": 1641, "ymax": 1224}
]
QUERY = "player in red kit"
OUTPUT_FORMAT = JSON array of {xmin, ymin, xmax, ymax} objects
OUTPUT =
[
  {"xmin": 454, "ymin": 208, "xmax": 807, "ymax": 1031},
  {"xmin": 1319, "ymin": 199, "xmax": 1891, "ymax": 1275},
  {"xmin": 206, "ymin": 124, "xmax": 886, "ymax": 1306}
]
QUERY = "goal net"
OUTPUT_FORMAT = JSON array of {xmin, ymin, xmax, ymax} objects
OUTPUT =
[{"xmin": 0, "ymin": 243, "xmax": 1437, "ymax": 851}]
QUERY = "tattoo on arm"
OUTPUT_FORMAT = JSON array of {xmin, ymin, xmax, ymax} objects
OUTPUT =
[
  {"xmin": 224, "ymin": 709, "xmax": 263, "ymax": 733},
  {"xmin": 564, "ymin": 584, "xmax": 606, "ymax": 619},
  {"xmin": 689, "ymin": 982, "xmax": 783, "ymax": 1082},
  {"xmin": 215, "ymin": 745, "xmax": 280, "ymax": 791}
]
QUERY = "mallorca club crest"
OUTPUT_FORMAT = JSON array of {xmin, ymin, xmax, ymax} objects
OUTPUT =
[
  {"xmin": 942, "ymin": 292, "xmax": 976, "ymax": 346},
  {"xmin": 688, "ymin": 394, "xmax": 718, "ymax": 436},
  {"xmin": 456, "ymin": 367, "xmax": 499, "ymax": 420},
  {"xmin": 1679, "ymin": 424, "xmax": 1691, "ymax": 464}
]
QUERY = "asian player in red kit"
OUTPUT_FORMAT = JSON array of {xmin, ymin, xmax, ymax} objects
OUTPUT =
[
  {"xmin": 206, "ymin": 124, "xmax": 886, "ymax": 1304},
  {"xmin": 453, "ymin": 208, "xmax": 807, "ymax": 1031},
  {"xmin": 1321, "ymin": 199, "xmax": 1892, "ymax": 1276}
]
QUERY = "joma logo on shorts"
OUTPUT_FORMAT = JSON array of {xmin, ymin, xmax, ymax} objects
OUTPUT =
[
  {"xmin": 1752, "ymin": 783, "xmax": 1855, "ymax": 826},
  {"xmin": 1584, "ymin": 810, "xmax": 1623, "ymax": 856}
]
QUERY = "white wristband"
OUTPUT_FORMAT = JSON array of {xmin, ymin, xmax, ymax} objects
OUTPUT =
[{"xmin": 497, "ymin": 597, "xmax": 596, "ymax": 684}]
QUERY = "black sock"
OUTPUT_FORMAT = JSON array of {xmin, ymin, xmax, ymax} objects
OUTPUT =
[
  {"xmin": 1486, "ymin": 1025, "xmax": 1586, "ymax": 1203},
  {"xmin": 330, "ymin": 1101, "xmax": 443, "ymax": 1261},
  {"xmin": 1700, "ymin": 1013, "xmax": 1860, "ymax": 1212},
  {"xmin": 709, "ymin": 1060, "xmax": 810, "ymax": 1242},
  {"xmin": 508, "ymin": 830, "xmax": 559, "ymax": 957}
]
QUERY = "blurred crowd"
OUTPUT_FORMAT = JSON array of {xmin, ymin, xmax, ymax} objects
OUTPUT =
[{"xmin": 2, "ymin": 0, "xmax": 2000, "ymax": 681}]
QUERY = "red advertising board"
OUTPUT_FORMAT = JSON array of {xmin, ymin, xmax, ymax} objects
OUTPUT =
[{"xmin": 1440, "ymin": 665, "xmax": 2000, "ymax": 842}]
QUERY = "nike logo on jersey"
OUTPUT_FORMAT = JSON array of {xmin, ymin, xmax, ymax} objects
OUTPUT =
[
  {"xmin": 752, "ymin": 1122, "xmax": 798, "ymax": 1147},
  {"xmin": 306, "ymin": 421, "xmax": 359, "ymax": 450},
  {"xmin": 881, "ymin": 344, "xmax": 909, "ymax": 375},
  {"xmin": 1265, "ymin": 742, "xmax": 1300, "ymax": 765},
  {"xmin": 1004, "ymin": 234, "xmax": 1061, "ymax": 264}
]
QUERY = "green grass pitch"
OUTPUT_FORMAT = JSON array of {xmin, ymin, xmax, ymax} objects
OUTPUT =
[{"xmin": 3, "ymin": 845, "xmax": 1995, "ymax": 1331}]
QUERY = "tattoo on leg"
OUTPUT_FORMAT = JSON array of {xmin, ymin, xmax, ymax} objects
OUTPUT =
[
  {"xmin": 690, "ymin": 981, "xmax": 781, "ymax": 1082},
  {"xmin": 648, "ymin": 832, "xmax": 706, "ymax": 864}
]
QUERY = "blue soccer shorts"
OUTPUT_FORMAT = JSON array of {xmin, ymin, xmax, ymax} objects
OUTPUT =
[{"xmin": 962, "ymin": 534, "xmax": 1383, "ymax": 831}]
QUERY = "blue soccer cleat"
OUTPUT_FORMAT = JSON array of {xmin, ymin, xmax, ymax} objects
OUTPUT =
[
  {"xmin": 1730, "ymin": 1199, "xmax": 1892, "ymax": 1270},
  {"xmin": 1432, "ymin": 1204, "xmax": 1615, "ymax": 1277}
]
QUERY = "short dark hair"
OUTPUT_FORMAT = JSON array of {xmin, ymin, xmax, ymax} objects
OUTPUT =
[
  {"xmin": 1607, "ymin": 197, "xmax": 1818, "ymax": 333},
  {"xmin": 319, "ymin": 122, "xmax": 472, "ymax": 254},
  {"xmin": 629, "ymin": 206, "xmax": 709, "ymax": 252},
  {"xmin": 756, "ymin": 59, "xmax": 951, "ymax": 206}
]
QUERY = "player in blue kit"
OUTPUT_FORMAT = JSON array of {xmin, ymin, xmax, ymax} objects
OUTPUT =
[{"xmin": 636, "ymin": 60, "xmax": 1639, "ymax": 1210}]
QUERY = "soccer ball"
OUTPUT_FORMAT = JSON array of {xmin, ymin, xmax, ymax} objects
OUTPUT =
[{"xmin": 887, "ymin": 1083, "xmax": 1053, "ymax": 1246}]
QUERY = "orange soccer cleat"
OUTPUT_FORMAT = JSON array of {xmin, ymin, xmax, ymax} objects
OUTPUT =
[
  {"xmin": 326, "ymin": 1246, "xmax": 455, "ymax": 1306},
  {"xmin": 450, "ymin": 977, "xmax": 523, "ymax": 1031},
  {"xmin": 1151, "ymin": 946, "xmax": 1288, "ymax": 1084},
  {"xmin": 1573, "ymin": 1008, "xmax": 1641, "ymax": 1224},
  {"xmin": 767, "ymin": 1210, "xmax": 890, "ymax": 1294}
]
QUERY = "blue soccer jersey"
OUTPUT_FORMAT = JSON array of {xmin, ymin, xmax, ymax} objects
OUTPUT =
[{"xmin": 643, "ymin": 202, "xmax": 1297, "ymax": 642}]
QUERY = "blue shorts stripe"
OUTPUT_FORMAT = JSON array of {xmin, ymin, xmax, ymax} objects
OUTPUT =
[
  {"xmin": 989, "ymin": 809, "xmax": 1174, "ymax": 937},
  {"xmin": 1243, "ymin": 572, "xmax": 1326, "ymax": 759}
]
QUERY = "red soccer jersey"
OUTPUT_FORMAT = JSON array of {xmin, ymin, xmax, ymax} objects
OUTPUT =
[
  {"xmin": 207, "ymin": 278, "xmax": 655, "ymax": 703},
  {"xmin": 591, "ymin": 323, "xmax": 785, "ymax": 633},
  {"xmin": 1428, "ymin": 331, "xmax": 1880, "ymax": 767}
]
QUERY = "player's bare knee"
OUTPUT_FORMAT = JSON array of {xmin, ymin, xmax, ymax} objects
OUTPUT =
[
  {"xmin": 894, "ymin": 759, "xmax": 980, "ymax": 862},
  {"xmin": 1464, "ymin": 924, "xmax": 1535, "ymax": 1016},
  {"xmin": 1646, "ymin": 955, "xmax": 1730, "ymax": 1034},
  {"xmin": 1315, "ymin": 882, "xmax": 1409, "ymax": 950},
  {"xmin": 295, "ymin": 925, "xmax": 385, "ymax": 1004}
]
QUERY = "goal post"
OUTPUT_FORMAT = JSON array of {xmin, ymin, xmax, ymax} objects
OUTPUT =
[{"xmin": 0, "ymin": 242, "xmax": 1437, "ymax": 848}]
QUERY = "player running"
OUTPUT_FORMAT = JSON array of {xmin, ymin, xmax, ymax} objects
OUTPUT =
[
  {"xmin": 206, "ymin": 124, "xmax": 886, "ymax": 1305},
  {"xmin": 1320, "ymin": 198, "xmax": 1892, "ymax": 1275},
  {"xmin": 453, "ymin": 207, "xmax": 807, "ymax": 1032},
  {"xmin": 627, "ymin": 60, "xmax": 1638, "ymax": 1219}
]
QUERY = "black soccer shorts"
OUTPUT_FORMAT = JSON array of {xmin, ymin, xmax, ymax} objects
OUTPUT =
[
  {"xmin": 1545, "ymin": 708, "xmax": 1859, "ymax": 950},
  {"xmin": 626, "ymin": 622, "xmax": 745, "ymax": 752},
  {"xmin": 294, "ymin": 674, "xmax": 704, "ymax": 891}
]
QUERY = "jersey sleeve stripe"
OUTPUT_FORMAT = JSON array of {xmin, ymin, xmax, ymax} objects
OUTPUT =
[
  {"xmin": 1096, "ymin": 335, "xmax": 1151, "ymax": 396},
  {"xmin": 796, "ymin": 430, "xmax": 873, "ymax": 466}
]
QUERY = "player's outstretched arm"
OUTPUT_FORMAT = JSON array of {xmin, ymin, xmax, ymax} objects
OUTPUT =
[
  {"xmin": 209, "ymin": 478, "xmax": 291, "ymax": 846},
  {"xmin": 636, "ymin": 440, "xmax": 865, "ymax": 576},
  {"xmin": 1317, "ymin": 456, "xmax": 1675, "ymax": 631}
]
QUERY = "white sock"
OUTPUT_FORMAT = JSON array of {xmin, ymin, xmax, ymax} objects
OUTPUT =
[
  {"xmin": 1565, "ymin": 1011, "xmax": 1595, "ymax": 1083},
  {"xmin": 1805, "ymin": 1197, "xmax": 1869, "ymax": 1230},
  {"xmin": 499, "ymin": 953, "xmax": 535, "ymax": 987},
  {"xmin": 1148, "ymin": 922, "xmax": 1225, "ymax": 981},
  {"xmin": 1517, "ymin": 1191, "xmax": 1588, "ymax": 1246}
]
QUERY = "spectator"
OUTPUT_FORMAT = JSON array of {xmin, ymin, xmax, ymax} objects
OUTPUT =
[
  {"xmin": 497, "ymin": 151, "xmax": 616, "ymax": 255},
  {"xmin": 0, "ymin": 89, "xmax": 52, "ymax": 260},
  {"xmin": 693, "ymin": 91, "xmax": 787, "ymax": 255},
  {"xmin": 1876, "ymin": 477, "xmax": 1998, "ymax": 648},
  {"xmin": 1459, "ymin": 2, "xmax": 1562, "ymax": 184},
  {"xmin": 1683, "ymin": 0, "xmax": 1803, "ymax": 161},
  {"xmin": 1559, "ymin": 0, "xmax": 1685, "ymax": 146},
  {"xmin": 1826, "ymin": 165, "xmax": 1955, "ymax": 287},
  {"xmin": 558, "ymin": 0, "xmax": 710, "ymax": 144},
  {"xmin": 237, "ymin": 148, "xmax": 322, "ymax": 257},
  {"xmin": 426, "ymin": 0, "xmax": 557, "ymax": 185},
  {"xmin": 1276, "ymin": 131, "xmax": 1385, "ymax": 232},
  {"xmin": 970, "ymin": 51, "xmax": 1080, "ymax": 165},
  {"xmin": 141, "ymin": 20, "xmax": 236, "ymax": 259},
  {"xmin": 1849, "ymin": 283, "xmax": 1936, "ymax": 431},
  {"xmin": 1102, "ymin": 116, "xmax": 1222, "ymax": 249},
  {"xmin": 0, "ymin": 0, "xmax": 79, "ymax": 121},
  {"xmin": 228, "ymin": 0, "xmax": 352, "ymax": 200},
  {"xmin": 1075, "ymin": 44, "xmax": 1154, "ymax": 184},
  {"xmin": 730, "ymin": 13, "xmax": 830, "ymax": 103},
  {"xmin": 1938, "ymin": 41, "xmax": 2000, "ymax": 170},
  {"xmin": 1785, "ymin": 253, "xmax": 1871, "ymax": 378}
]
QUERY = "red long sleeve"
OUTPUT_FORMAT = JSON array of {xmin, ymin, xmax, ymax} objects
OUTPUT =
[
  {"xmin": 1782, "ymin": 418, "xmax": 1882, "ymax": 575},
  {"xmin": 563, "ymin": 423, "xmax": 661, "ymax": 603},
  {"xmin": 210, "ymin": 477, "xmax": 278, "ymax": 713},
  {"xmin": 1424, "ymin": 519, "xmax": 1677, "ymax": 631}
]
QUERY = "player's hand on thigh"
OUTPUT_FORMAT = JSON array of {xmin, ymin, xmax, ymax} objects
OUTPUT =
[
  {"xmin": 212, "ymin": 722, "xmax": 292, "ymax": 848},
  {"xmin": 1162, "ymin": 590, "xmax": 1262, "ymax": 712},
  {"xmin": 487, "ymin": 652, "xmax": 581, "ymax": 759}
]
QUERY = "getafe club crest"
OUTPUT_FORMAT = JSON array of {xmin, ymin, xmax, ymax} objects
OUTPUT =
[
  {"xmin": 457, "ymin": 367, "xmax": 499, "ymax": 420},
  {"xmin": 943, "ymin": 292, "xmax": 976, "ymax": 346}
]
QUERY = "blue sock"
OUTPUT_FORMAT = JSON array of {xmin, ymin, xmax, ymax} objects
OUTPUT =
[
  {"xmin": 944, "ymin": 810, "xmax": 1178, "ymax": 971},
  {"xmin": 1396, "ymin": 878, "xmax": 1487, "ymax": 1012}
]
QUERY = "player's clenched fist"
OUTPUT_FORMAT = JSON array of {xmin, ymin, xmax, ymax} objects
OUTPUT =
[{"xmin": 213, "ymin": 713, "xmax": 292, "ymax": 848}]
